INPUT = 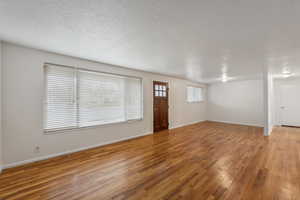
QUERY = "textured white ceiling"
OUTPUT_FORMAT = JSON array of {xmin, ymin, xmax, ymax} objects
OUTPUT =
[{"xmin": 1, "ymin": 0, "xmax": 300, "ymax": 83}]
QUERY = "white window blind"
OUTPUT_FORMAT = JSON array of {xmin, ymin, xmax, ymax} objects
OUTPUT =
[
  {"xmin": 44, "ymin": 65, "xmax": 77, "ymax": 131},
  {"xmin": 125, "ymin": 78, "xmax": 143, "ymax": 120},
  {"xmin": 187, "ymin": 86, "xmax": 203, "ymax": 102},
  {"xmin": 44, "ymin": 64, "xmax": 143, "ymax": 132}
]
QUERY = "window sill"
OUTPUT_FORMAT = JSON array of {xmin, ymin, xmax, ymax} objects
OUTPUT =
[
  {"xmin": 187, "ymin": 101, "xmax": 205, "ymax": 104},
  {"xmin": 44, "ymin": 118, "xmax": 143, "ymax": 135}
]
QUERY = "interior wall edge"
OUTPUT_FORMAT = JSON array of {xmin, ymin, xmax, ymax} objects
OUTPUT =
[
  {"xmin": 3, "ymin": 131, "xmax": 153, "ymax": 169},
  {"xmin": 207, "ymin": 77, "xmax": 263, "ymax": 85},
  {"xmin": 2, "ymin": 41, "xmax": 207, "ymax": 85},
  {"xmin": 169, "ymin": 120, "xmax": 207, "ymax": 129},
  {"xmin": 207, "ymin": 120, "xmax": 264, "ymax": 128},
  {"xmin": 4, "ymin": 119, "xmax": 206, "ymax": 169},
  {"xmin": 0, "ymin": 40, "xmax": 3, "ymax": 173}
]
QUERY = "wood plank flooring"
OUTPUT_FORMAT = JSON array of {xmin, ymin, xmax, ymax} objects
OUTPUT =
[{"xmin": 1, "ymin": 121, "xmax": 300, "ymax": 200}]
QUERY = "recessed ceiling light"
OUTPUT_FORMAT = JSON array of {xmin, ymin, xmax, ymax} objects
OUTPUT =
[
  {"xmin": 221, "ymin": 74, "xmax": 228, "ymax": 82},
  {"xmin": 283, "ymin": 73, "xmax": 294, "ymax": 78},
  {"xmin": 281, "ymin": 67, "xmax": 294, "ymax": 78},
  {"xmin": 282, "ymin": 67, "xmax": 291, "ymax": 74}
]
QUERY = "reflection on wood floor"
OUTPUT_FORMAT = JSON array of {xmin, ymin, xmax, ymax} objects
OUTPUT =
[{"xmin": 0, "ymin": 121, "xmax": 299, "ymax": 200}]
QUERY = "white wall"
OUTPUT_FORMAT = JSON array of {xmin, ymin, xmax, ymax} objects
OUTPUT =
[
  {"xmin": 0, "ymin": 41, "xmax": 2, "ymax": 172},
  {"xmin": 266, "ymin": 73, "xmax": 274, "ymax": 135},
  {"xmin": 207, "ymin": 79, "xmax": 264, "ymax": 127},
  {"xmin": 171, "ymin": 81, "xmax": 207, "ymax": 129},
  {"xmin": 2, "ymin": 42, "xmax": 207, "ymax": 167}
]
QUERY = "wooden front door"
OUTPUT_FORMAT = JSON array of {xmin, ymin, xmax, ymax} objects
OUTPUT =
[{"xmin": 153, "ymin": 81, "xmax": 169, "ymax": 132}]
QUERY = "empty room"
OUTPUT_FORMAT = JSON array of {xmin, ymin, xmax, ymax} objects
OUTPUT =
[{"xmin": 0, "ymin": 0, "xmax": 300, "ymax": 199}]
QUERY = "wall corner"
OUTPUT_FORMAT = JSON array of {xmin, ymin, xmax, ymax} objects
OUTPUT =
[{"xmin": 0, "ymin": 40, "xmax": 2, "ymax": 173}]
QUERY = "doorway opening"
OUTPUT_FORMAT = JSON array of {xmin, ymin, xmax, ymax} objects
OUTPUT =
[{"xmin": 278, "ymin": 81, "xmax": 300, "ymax": 127}]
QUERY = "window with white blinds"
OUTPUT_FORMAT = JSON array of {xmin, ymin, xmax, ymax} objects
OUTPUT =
[
  {"xmin": 187, "ymin": 86, "xmax": 203, "ymax": 102},
  {"xmin": 44, "ymin": 64, "xmax": 143, "ymax": 132}
]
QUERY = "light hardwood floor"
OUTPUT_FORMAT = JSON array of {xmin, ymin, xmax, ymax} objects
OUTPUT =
[{"xmin": 0, "ymin": 121, "xmax": 300, "ymax": 200}]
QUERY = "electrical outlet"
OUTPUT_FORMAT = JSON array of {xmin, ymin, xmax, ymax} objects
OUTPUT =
[{"xmin": 34, "ymin": 146, "xmax": 40, "ymax": 153}]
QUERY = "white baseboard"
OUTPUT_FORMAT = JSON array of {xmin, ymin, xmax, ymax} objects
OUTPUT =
[
  {"xmin": 264, "ymin": 125, "xmax": 274, "ymax": 136},
  {"xmin": 170, "ymin": 120, "xmax": 206, "ymax": 129},
  {"xmin": 3, "ymin": 131, "xmax": 152, "ymax": 169},
  {"xmin": 3, "ymin": 120, "xmax": 208, "ymax": 170},
  {"xmin": 208, "ymin": 120, "xmax": 264, "ymax": 127}
]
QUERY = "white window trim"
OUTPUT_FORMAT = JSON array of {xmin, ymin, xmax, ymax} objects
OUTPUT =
[
  {"xmin": 186, "ymin": 86, "xmax": 204, "ymax": 103},
  {"xmin": 43, "ymin": 63, "xmax": 144, "ymax": 134}
]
